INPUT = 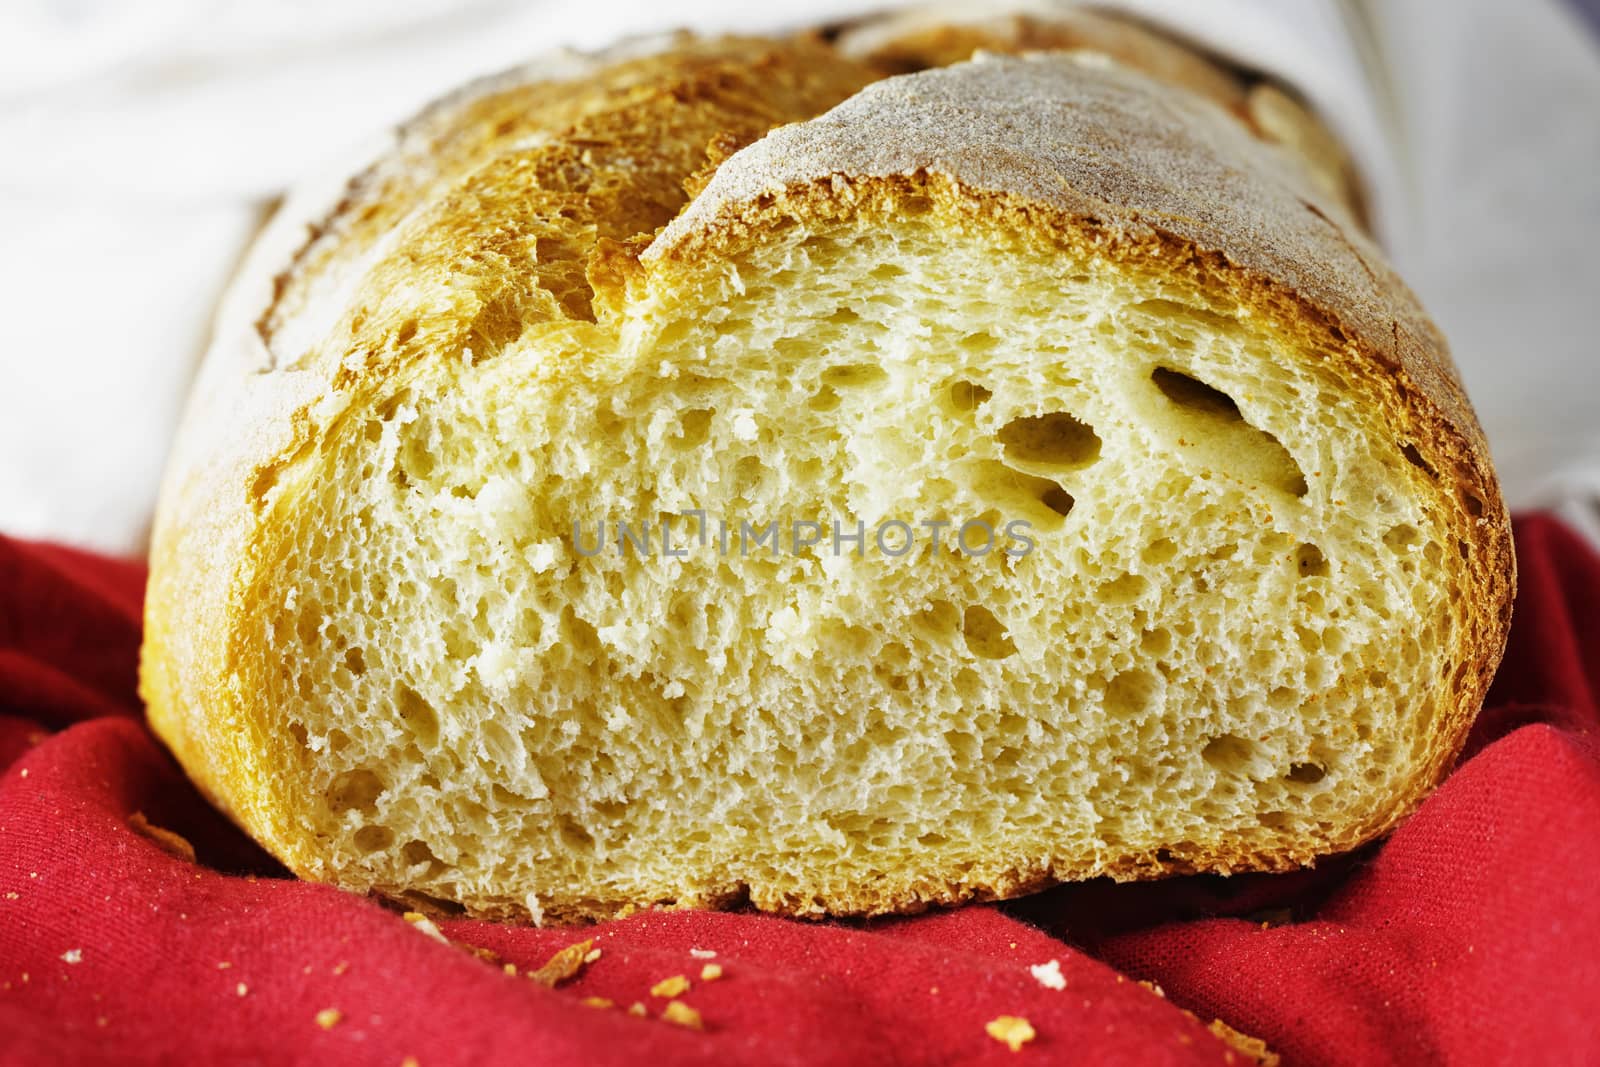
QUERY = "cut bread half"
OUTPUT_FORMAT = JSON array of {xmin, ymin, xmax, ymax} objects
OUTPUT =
[{"xmin": 142, "ymin": 30, "xmax": 1513, "ymax": 922}]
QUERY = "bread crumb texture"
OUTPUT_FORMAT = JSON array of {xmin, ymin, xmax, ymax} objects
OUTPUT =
[
  {"xmin": 142, "ymin": 20, "xmax": 1512, "ymax": 924},
  {"xmin": 986, "ymin": 1015, "xmax": 1037, "ymax": 1052},
  {"xmin": 661, "ymin": 1001, "xmax": 704, "ymax": 1030},
  {"xmin": 529, "ymin": 939, "xmax": 595, "ymax": 988},
  {"xmin": 1029, "ymin": 960, "xmax": 1065, "ymax": 991},
  {"xmin": 650, "ymin": 974, "xmax": 691, "ymax": 999},
  {"xmin": 127, "ymin": 812, "xmax": 196, "ymax": 864},
  {"xmin": 1207, "ymin": 1019, "xmax": 1280, "ymax": 1066}
]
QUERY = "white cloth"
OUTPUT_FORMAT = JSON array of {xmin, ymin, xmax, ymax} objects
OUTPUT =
[{"xmin": 0, "ymin": 0, "xmax": 1596, "ymax": 554}]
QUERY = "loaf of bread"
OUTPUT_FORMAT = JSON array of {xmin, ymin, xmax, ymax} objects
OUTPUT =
[{"xmin": 141, "ymin": 11, "xmax": 1514, "ymax": 923}]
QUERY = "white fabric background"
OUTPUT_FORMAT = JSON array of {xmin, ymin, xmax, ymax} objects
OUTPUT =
[{"xmin": 0, "ymin": 0, "xmax": 1596, "ymax": 554}]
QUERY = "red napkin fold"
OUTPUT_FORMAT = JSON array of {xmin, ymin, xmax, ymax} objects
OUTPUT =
[{"xmin": 2, "ymin": 515, "xmax": 1597, "ymax": 1065}]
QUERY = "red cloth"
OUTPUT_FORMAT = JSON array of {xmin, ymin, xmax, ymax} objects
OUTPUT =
[{"xmin": 2, "ymin": 516, "xmax": 1597, "ymax": 1066}]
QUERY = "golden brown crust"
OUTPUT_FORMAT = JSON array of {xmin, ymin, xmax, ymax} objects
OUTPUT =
[
  {"xmin": 258, "ymin": 33, "xmax": 878, "ymax": 371},
  {"xmin": 836, "ymin": 3, "xmax": 1249, "ymax": 111},
  {"xmin": 142, "ymin": 19, "xmax": 1513, "ymax": 925},
  {"xmin": 833, "ymin": 2, "xmax": 1362, "ymax": 220}
]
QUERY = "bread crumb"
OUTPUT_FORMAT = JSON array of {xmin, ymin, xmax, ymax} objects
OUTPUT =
[
  {"xmin": 581, "ymin": 996, "xmax": 614, "ymax": 1010},
  {"xmin": 986, "ymin": 1016, "xmax": 1036, "ymax": 1052},
  {"xmin": 401, "ymin": 1058, "xmax": 420, "ymax": 1067},
  {"xmin": 1029, "ymin": 960, "xmax": 1065, "ymax": 990},
  {"xmin": 315, "ymin": 1008, "xmax": 342, "ymax": 1030},
  {"xmin": 529, "ymin": 939, "xmax": 594, "ymax": 987},
  {"xmin": 3, "ymin": 892, "xmax": 17, "ymax": 901},
  {"xmin": 333, "ymin": 961, "xmax": 350, "ymax": 976},
  {"xmin": 699, "ymin": 963, "xmax": 723, "ymax": 982},
  {"xmin": 583, "ymin": 948, "xmax": 602, "ymax": 964},
  {"xmin": 627, "ymin": 1002, "xmax": 647, "ymax": 1017},
  {"xmin": 1139, "ymin": 979, "xmax": 1166, "ymax": 999},
  {"xmin": 217, "ymin": 962, "xmax": 232, "ymax": 970},
  {"xmin": 402, "ymin": 912, "xmax": 449, "ymax": 945},
  {"xmin": 60, "ymin": 949, "xmax": 82, "ymax": 965},
  {"xmin": 651, "ymin": 974, "xmax": 691, "ymax": 998},
  {"xmin": 503, "ymin": 962, "xmax": 518, "ymax": 976},
  {"xmin": 128, "ymin": 812, "xmax": 197, "ymax": 863},
  {"xmin": 689, "ymin": 948, "xmax": 716, "ymax": 959},
  {"xmin": 1207, "ymin": 1019, "xmax": 1279, "ymax": 1066},
  {"xmin": 236, "ymin": 983, "xmax": 248, "ymax": 997},
  {"xmin": 662, "ymin": 1001, "xmax": 703, "ymax": 1030}
]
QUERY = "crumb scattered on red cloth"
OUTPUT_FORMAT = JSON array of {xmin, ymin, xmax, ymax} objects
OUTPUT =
[{"xmin": 1, "ymin": 516, "xmax": 1596, "ymax": 1064}]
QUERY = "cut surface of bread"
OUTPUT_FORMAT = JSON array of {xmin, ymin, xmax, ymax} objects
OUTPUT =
[{"xmin": 142, "ymin": 25, "xmax": 1513, "ymax": 923}]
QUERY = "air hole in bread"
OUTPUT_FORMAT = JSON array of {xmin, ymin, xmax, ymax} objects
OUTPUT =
[
  {"xmin": 1153, "ymin": 367, "xmax": 1242, "ymax": 419},
  {"xmin": 914, "ymin": 600, "xmax": 961, "ymax": 639},
  {"xmin": 961, "ymin": 605, "xmax": 1016, "ymax": 659},
  {"xmin": 963, "ymin": 460, "xmax": 1073, "ymax": 530},
  {"xmin": 733, "ymin": 455, "xmax": 765, "ymax": 498},
  {"xmin": 821, "ymin": 363, "xmax": 889, "ymax": 389},
  {"xmin": 1295, "ymin": 543, "xmax": 1328, "ymax": 578},
  {"xmin": 1151, "ymin": 367, "xmax": 1308, "ymax": 497},
  {"xmin": 1140, "ymin": 628, "xmax": 1173, "ymax": 656},
  {"xmin": 327, "ymin": 769, "xmax": 385, "ymax": 814},
  {"xmin": 1401, "ymin": 443, "xmax": 1436, "ymax": 478},
  {"xmin": 394, "ymin": 319, "xmax": 419, "ymax": 347},
  {"xmin": 396, "ymin": 685, "xmax": 440, "ymax": 747},
  {"xmin": 948, "ymin": 379, "xmax": 993, "ymax": 411},
  {"xmin": 998, "ymin": 412, "xmax": 1101, "ymax": 470},
  {"xmin": 343, "ymin": 647, "xmax": 367, "ymax": 676},
  {"xmin": 1041, "ymin": 485, "xmax": 1075, "ymax": 518},
  {"xmin": 294, "ymin": 607, "xmax": 322, "ymax": 648},
  {"xmin": 807, "ymin": 387, "xmax": 841, "ymax": 412},
  {"xmin": 1141, "ymin": 538, "xmax": 1178, "ymax": 566},
  {"xmin": 399, "ymin": 434, "xmax": 435, "ymax": 483},
  {"xmin": 354, "ymin": 824, "xmax": 395, "ymax": 852},
  {"xmin": 1202, "ymin": 733, "xmax": 1269, "ymax": 778},
  {"xmin": 557, "ymin": 816, "xmax": 596, "ymax": 853},
  {"xmin": 1383, "ymin": 524, "xmax": 1420, "ymax": 551},
  {"xmin": 1100, "ymin": 573, "xmax": 1149, "ymax": 606},
  {"xmin": 402, "ymin": 839, "xmax": 441, "ymax": 869},
  {"xmin": 1461, "ymin": 490, "xmax": 1484, "ymax": 518},
  {"xmin": 1105, "ymin": 668, "xmax": 1161, "ymax": 717},
  {"xmin": 677, "ymin": 408, "xmax": 715, "ymax": 448},
  {"xmin": 1285, "ymin": 761, "xmax": 1327, "ymax": 784}
]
